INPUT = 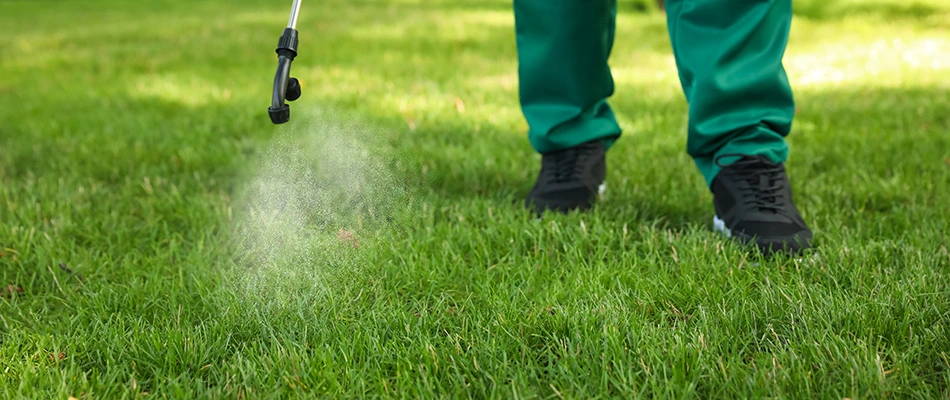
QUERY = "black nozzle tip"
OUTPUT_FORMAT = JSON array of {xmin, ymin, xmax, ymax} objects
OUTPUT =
[
  {"xmin": 268, "ymin": 104, "xmax": 290, "ymax": 124},
  {"xmin": 286, "ymin": 78, "xmax": 301, "ymax": 101}
]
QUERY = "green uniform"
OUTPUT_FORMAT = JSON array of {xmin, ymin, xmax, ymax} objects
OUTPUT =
[{"xmin": 514, "ymin": 0, "xmax": 795, "ymax": 188}]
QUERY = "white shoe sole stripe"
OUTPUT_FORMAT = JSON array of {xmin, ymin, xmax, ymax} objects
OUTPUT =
[{"xmin": 713, "ymin": 215, "xmax": 732, "ymax": 238}]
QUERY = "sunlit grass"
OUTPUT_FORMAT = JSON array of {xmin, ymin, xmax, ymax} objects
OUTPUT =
[{"xmin": 1, "ymin": 0, "xmax": 948, "ymax": 398}]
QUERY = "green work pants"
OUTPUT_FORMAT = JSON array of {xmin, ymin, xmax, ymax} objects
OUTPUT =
[{"xmin": 514, "ymin": 0, "xmax": 795, "ymax": 188}]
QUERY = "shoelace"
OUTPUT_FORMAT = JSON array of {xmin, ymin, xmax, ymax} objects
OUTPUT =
[
  {"xmin": 544, "ymin": 147, "xmax": 590, "ymax": 184},
  {"xmin": 715, "ymin": 154, "xmax": 785, "ymax": 213}
]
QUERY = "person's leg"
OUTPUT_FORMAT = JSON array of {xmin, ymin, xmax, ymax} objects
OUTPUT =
[
  {"xmin": 665, "ymin": 0, "xmax": 812, "ymax": 254},
  {"xmin": 514, "ymin": 0, "xmax": 621, "ymax": 154},
  {"xmin": 665, "ymin": 0, "xmax": 794, "ymax": 187},
  {"xmin": 515, "ymin": 0, "xmax": 621, "ymax": 213}
]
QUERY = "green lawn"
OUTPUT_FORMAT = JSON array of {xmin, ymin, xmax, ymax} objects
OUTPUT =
[{"xmin": 2, "ymin": 0, "xmax": 949, "ymax": 398}]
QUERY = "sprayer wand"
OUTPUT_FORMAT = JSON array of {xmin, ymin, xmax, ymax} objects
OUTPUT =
[{"xmin": 268, "ymin": 0, "xmax": 303, "ymax": 124}]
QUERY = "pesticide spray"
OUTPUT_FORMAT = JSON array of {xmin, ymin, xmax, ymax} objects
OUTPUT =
[
  {"xmin": 232, "ymin": 111, "xmax": 398, "ymax": 310},
  {"xmin": 229, "ymin": 1, "xmax": 408, "ymax": 323}
]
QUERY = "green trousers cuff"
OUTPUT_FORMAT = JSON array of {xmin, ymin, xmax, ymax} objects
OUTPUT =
[
  {"xmin": 514, "ymin": 0, "xmax": 622, "ymax": 154},
  {"xmin": 515, "ymin": 0, "xmax": 795, "ymax": 187},
  {"xmin": 666, "ymin": 0, "xmax": 795, "ymax": 188}
]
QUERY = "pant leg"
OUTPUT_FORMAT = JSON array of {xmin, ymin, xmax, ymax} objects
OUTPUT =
[
  {"xmin": 514, "ymin": 0, "xmax": 622, "ymax": 154},
  {"xmin": 665, "ymin": 0, "xmax": 795, "ymax": 188}
]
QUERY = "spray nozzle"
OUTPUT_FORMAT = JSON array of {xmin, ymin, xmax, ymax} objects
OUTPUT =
[{"xmin": 269, "ymin": 1, "xmax": 303, "ymax": 124}]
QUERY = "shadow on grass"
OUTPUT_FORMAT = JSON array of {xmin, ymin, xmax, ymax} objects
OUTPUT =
[{"xmin": 370, "ymin": 83, "xmax": 949, "ymax": 231}]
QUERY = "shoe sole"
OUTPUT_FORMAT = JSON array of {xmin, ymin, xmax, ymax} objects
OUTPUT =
[
  {"xmin": 526, "ymin": 182, "xmax": 608, "ymax": 215},
  {"xmin": 712, "ymin": 215, "xmax": 731, "ymax": 238},
  {"xmin": 713, "ymin": 215, "xmax": 812, "ymax": 255}
]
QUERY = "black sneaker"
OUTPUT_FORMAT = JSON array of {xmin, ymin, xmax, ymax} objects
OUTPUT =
[
  {"xmin": 525, "ymin": 141, "xmax": 606, "ymax": 213},
  {"xmin": 711, "ymin": 154, "xmax": 812, "ymax": 254}
]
